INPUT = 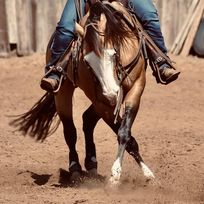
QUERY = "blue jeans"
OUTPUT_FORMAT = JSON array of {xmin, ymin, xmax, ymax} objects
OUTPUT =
[
  {"xmin": 49, "ymin": 0, "xmax": 86, "ymax": 66},
  {"xmin": 128, "ymin": 0, "xmax": 167, "ymax": 53},
  {"xmin": 50, "ymin": 0, "xmax": 167, "ymax": 65}
]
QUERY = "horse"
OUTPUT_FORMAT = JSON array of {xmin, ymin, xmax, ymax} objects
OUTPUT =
[{"xmin": 11, "ymin": 1, "xmax": 155, "ymax": 185}]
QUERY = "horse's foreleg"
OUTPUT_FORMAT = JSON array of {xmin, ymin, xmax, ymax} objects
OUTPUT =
[
  {"xmin": 107, "ymin": 119, "xmax": 154, "ymax": 180},
  {"xmin": 82, "ymin": 105, "xmax": 100, "ymax": 173},
  {"xmin": 110, "ymin": 71, "xmax": 154, "ymax": 184},
  {"xmin": 108, "ymin": 108, "xmax": 154, "ymax": 183}
]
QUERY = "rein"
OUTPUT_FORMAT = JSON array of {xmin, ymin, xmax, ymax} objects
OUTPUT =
[
  {"xmin": 115, "ymin": 34, "xmax": 143, "ymax": 83},
  {"xmin": 113, "ymin": 34, "xmax": 144, "ymax": 123}
]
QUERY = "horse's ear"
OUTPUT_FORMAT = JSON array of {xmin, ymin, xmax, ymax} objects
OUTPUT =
[{"xmin": 75, "ymin": 22, "xmax": 85, "ymax": 37}]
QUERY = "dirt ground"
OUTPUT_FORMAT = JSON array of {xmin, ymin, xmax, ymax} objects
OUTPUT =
[{"xmin": 0, "ymin": 53, "xmax": 204, "ymax": 204}]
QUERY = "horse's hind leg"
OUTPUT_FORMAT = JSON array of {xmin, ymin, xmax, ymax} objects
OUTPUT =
[
  {"xmin": 55, "ymin": 79, "xmax": 82, "ymax": 175},
  {"xmin": 82, "ymin": 105, "xmax": 100, "ymax": 174}
]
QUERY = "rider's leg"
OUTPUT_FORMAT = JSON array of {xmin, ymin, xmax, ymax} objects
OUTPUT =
[
  {"xmin": 40, "ymin": 0, "xmax": 86, "ymax": 92},
  {"xmin": 128, "ymin": 0, "xmax": 180, "ymax": 83}
]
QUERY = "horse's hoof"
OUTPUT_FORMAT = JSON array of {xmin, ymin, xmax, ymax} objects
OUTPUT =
[
  {"xmin": 85, "ymin": 157, "xmax": 98, "ymax": 171},
  {"xmin": 69, "ymin": 161, "xmax": 82, "ymax": 173},
  {"xmin": 88, "ymin": 168, "xmax": 98, "ymax": 177},
  {"xmin": 70, "ymin": 171, "xmax": 81, "ymax": 184}
]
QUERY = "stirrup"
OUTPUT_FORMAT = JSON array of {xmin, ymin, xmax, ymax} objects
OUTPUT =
[
  {"xmin": 150, "ymin": 57, "xmax": 179, "ymax": 85},
  {"xmin": 53, "ymin": 74, "xmax": 65, "ymax": 93},
  {"xmin": 152, "ymin": 66, "xmax": 180, "ymax": 85},
  {"xmin": 41, "ymin": 65, "xmax": 67, "ymax": 93}
]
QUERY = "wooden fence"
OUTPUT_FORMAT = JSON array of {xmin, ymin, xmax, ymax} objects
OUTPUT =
[
  {"xmin": 154, "ymin": 0, "xmax": 193, "ymax": 49},
  {"xmin": 0, "ymin": 0, "xmax": 67, "ymax": 57},
  {"xmin": 0, "ymin": 0, "xmax": 195, "ymax": 57}
]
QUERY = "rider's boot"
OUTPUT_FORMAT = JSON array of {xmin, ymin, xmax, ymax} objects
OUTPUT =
[
  {"xmin": 40, "ymin": 54, "xmax": 61, "ymax": 92},
  {"xmin": 41, "ymin": 70, "xmax": 59, "ymax": 92},
  {"xmin": 158, "ymin": 63, "xmax": 180, "ymax": 84}
]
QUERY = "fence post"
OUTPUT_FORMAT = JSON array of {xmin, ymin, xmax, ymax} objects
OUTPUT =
[
  {"xmin": 5, "ymin": 0, "xmax": 18, "ymax": 45},
  {"xmin": 33, "ymin": 0, "xmax": 66, "ymax": 53},
  {"xmin": 16, "ymin": 0, "xmax": 33, "ymax": 56},
  {"xmin": 0, "ymin": 0, "xmax": 10, "ymax": 57}
]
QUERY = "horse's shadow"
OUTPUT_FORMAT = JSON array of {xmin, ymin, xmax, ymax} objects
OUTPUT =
[
  {"xmin": 19, "ymin": 169, "xmax": 106, "ymax": 188},
  {"xmin": 30, "ymin": 172, "xmax": 52, "ymax": 186}
]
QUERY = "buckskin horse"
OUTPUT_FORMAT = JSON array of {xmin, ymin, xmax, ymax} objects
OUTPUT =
[{"xmin": 11, "ymin": 1, "xmax": 155, "ymax": 185}]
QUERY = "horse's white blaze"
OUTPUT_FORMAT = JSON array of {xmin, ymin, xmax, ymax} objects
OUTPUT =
[
  {"xmin": 140, "ymin": 162, "xmax": 155, "ymax": 179},
  {"xmin": 84, "ymin": 49, "xmax": 119, "ymax": 101},
  {"xmin": 109, "ymin": 157, "xmax": 122, "ymax": 184}
]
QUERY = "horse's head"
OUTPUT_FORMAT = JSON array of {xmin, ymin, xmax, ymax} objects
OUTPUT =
[{"xmin": 75, "ymin": 1, "xmax": 140, "ymax": 105}]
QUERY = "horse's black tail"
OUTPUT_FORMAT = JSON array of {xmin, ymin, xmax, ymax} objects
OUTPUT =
[{"xmin": 9, "ymin": 93, "xmax": 60, "ymax": 142}]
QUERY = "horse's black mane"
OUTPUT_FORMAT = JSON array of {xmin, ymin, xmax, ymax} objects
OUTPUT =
[{"xmin": 84, "ymin": 1, "xmax": 134, "ymax": 55}]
